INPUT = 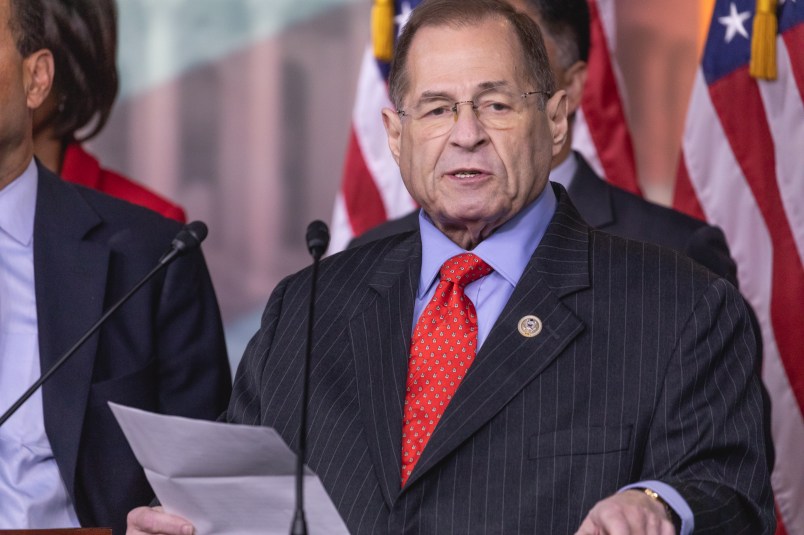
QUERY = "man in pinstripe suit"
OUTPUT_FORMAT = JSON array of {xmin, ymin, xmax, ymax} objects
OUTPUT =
[{"xmin": 129, "ymin": 0, "xmax": 773, "ymax": 533}]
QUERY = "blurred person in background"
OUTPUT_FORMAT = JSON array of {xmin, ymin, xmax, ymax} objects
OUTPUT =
[
  {"xmin": 0, "ymin": 0, "xmax": 230, "ymax": 531},
  {"xmin": 32, "ymin": 0, "xmax": 186, "ymax": 222}
]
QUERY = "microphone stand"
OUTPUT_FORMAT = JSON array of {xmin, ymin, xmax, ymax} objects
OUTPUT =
[
  {"xmin": 290, "ymin": 221, "xmax": 330, "ymax": 535},
  {"xmin": 0, "ymin": 221, "xmax": 208, "ymax": 428}
]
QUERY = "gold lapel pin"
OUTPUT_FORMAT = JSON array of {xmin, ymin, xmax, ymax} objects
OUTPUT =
[{"xmin": 518, "ymin": 315, "xmax": 543, "ymax": 338}]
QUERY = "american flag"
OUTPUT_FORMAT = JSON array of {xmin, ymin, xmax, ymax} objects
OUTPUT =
[
  {"xmin": 673, "ymin": 0, "xmax": 804, "ymax": 533},
  {"xmin": 330, "ymin": 0, "xmax": 639, "ymax": 252}
]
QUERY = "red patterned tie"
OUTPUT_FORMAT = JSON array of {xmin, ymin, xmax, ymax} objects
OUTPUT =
[{"xmin": 401, "ymin": 252, "xmax": 494, "ymax": 486}]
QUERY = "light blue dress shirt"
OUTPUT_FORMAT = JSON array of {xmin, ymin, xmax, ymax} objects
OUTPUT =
[
  {"xmin": 414, "ymin": 182, "xmax": 557, "ymax": 348},
  {"xmin": 414, "ymin": 182, "xmax": 693, "ymax": 534},
  {"xmin": 0, "ymin": 159, "xmax": 81, "ymax": 528}
]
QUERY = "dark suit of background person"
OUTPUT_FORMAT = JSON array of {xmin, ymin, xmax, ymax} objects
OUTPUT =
[
  {"xmin": 34, "ymin": 162, "xmax": 231, "ymax": 532},
  {"xmin": 227, "ymin": 184, "xmax": 772, "ymax": 533}
]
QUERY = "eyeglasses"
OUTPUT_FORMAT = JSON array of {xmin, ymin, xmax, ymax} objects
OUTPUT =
[{"xmin": 396, "ymin": 87, "xmax": 549, "ymax": 138}]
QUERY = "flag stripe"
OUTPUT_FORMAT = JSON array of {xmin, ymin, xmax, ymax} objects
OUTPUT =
[
  {"xmin": 581, "ymin": 0, "xmax": 640, "ymax": 193},
  {"xmin": 676, "ymin": 5, "xmax": 804, "ymax": 524},
  {"xmin": 351, "ymin": 47, "xmax": 415, "ymax": 219},
  {"xmin": 676, "ymin": 73, "xmax": 763, "ymax": 246},
  {"xmin": 766, "ymin": 325, "xmax": 804, "ymax": 534},
  {"xmin": 680, "ymin": 74, "xmax": 804, "ymax": 535},
  {"xmin": 708, "ymin": 69, "xmax": 804, "ymax": 418},
  {"xmin": 783, "ymin": 25, "xmax": 804, "ymax": 99},
  {"xmin": 329, "ymin": 193, "xmax": 354, "ymax": 254},
  {"xmin": 342, "ymin": 127, "xmax": 388, "ymax": 234},
  {"xmin": 678, "ymin": 72, "xmax": 773, "ymax": 313},
  {"xmin": 775, "ymin": 503, "xmax": 789, "ymax": 535},
  {"xmin": 757, "ymin": 37, "xmax": 804, "ymax": 266},
  {"xmin": 673, "ymin": 153, "xmax": 707, "ymax": 221}
]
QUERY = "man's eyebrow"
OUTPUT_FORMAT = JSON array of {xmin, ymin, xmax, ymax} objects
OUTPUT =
[
  {"xmin": 477, "ymin": 80, "xmax": 510, "ymax": 91},
  {"xmin": 418, "ymin": 90, "xmax": 453, "ymax": 101},
  {"xmin": 417, "ymin": 81, "xmax": 511, "ymax": 101}
]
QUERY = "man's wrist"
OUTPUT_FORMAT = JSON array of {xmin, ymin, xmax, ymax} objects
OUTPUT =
[
  {"xmin": 619, "ymin": 480, "xmax": 692, "ymax": 534},
  {"xmin": 639, "ymin": 487, "xmax": 671, "ymax": 519},
  {"xmin": 633, "ymin": 487, "xmax": 680, "ymax": 532}
]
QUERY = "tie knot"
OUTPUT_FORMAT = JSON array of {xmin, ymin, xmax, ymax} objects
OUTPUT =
[{"xmin": 439, "ymin": 253, "xmax": 493, "ymax": 287}]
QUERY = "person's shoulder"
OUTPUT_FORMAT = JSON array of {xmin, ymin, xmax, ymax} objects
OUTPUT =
[
  {"xmin": 95, "ymin": 167, "xmax": 187, "ymax": 223},
  {"xmin": 337, "ymin": 229, "xmax": 419, "ymax": 270},
  {"xmin": 76, "ymin": 180, "xmax": 179, "ymax": 228},
  {"xmin": 61, "ymin": 144, "xmax": 187, "ymax": 222},
  {"xmin": 291, "ymin": 230, "xmax": 419, "ymax": 288},
  {"xmin": 602, "ymin": 184, "xmax": 737, "ymax": 283},
  {"xmin": 348, "ymin": 210, "xmax": 420, "ymax": 248},
  {"xmin": 47, "ymin": 166, "xmax": 183, "ymax": 249},
  {"xmin": 589, "ymin": 225, "xmax": 720, "ymax": 290},
  {"xmin": 607, "ymin": 183, "xmax": 707, "ymax": 234},
  {"xmin": 614, "ymin": 189, "xmax": 705, "ymax": 231},
  {"xmin": 572, "ymin": 155, "xmax": 704, "ymax": 232}
]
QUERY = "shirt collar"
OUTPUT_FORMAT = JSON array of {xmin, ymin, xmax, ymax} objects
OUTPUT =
[
  {"xmin": 548, "ymin": 152, "xmax": 578, "ymax": 190},
  {"xmin": 418, "ymin": 183, "xmax": 557, "ymax": 297},
  {"xmin": 0, "ymin": 158, "xmax": 38, "ymax": 246}
]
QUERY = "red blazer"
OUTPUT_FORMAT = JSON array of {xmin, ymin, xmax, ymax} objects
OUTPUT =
[{"xmin": 60, "ymin": 143, "xmax": 187, "ymax": 223}]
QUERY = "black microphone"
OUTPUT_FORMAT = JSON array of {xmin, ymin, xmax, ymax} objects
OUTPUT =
[
  {"xmin": 0, "ymin": 221, "xmax": 209, "ymax": 428},
  {"xmin": 159, "ymin": 220, "xmax": 208, "ymax": 264},
  {"xmin": 290, "ymin": 221, "xmax": 330, "ymax": 535},
  {"xmin": 305, "ymin": 219, "xmax": 330, "ymax": 260}
]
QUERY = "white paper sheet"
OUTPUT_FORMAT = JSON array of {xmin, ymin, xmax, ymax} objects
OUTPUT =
[{"xmin": 109, "ymin": 403, "xmax": 350, "ymax": 535}]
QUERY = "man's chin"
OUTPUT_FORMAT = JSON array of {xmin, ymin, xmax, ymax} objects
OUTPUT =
[{"xmin": 431, "ymin": 208, "xmax": 509, "ymax": 235}]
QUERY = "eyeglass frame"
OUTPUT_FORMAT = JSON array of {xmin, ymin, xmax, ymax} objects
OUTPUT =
[{"xmin": 396, "ymin": 88, "xmax": 551, "ymax": 125}]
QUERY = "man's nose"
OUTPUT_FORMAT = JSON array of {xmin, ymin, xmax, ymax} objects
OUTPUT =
[{"xmin": 448, "ymin": 102, "xmax": 488, "ymax": 148}]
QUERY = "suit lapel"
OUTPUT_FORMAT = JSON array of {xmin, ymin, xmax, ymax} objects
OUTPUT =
[
  {"xmin": 34, "ymin": 163, "xmax": 108, "ymax": 496},
  {"xmin": 405, "ymin": 186, "xmax": 591, "ymax": 489},
  {"xmin": 567, "ymin": 152, "xmax": 615, "ymax": 229},
  {"xmin": 351, "ymin": 234, "xmax": 421, "ymax": 507}
]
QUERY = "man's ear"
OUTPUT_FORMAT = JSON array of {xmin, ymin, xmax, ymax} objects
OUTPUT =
[
  {"xmin": 560, "ymin": 60, "xmax": 587, "ymax": 117},
  {"xmin": 382, "ymin": 107, "xmax": 402, "ymax": 165},
  {"xmin": 24, "ymin": 49, "xmax": 54, "ymax": 111},
  {"xmin": 545, "ymin": 89, "xmax": 568, "ymax": 157}
]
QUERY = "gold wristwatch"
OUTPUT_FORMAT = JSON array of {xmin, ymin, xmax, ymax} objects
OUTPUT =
[{"xmin": 640, "ymin": 487, "xmax": 672, "ymax": 521}]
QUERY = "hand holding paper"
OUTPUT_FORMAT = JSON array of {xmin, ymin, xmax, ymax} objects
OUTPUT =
[{"xmin": 110, "ymin": 403, "xmax": 349, "ymax": 535}]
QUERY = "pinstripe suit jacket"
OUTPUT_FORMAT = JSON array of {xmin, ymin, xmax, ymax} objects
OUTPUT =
[{"xmin": 228, "ymin": 185, "xmax": 773, "ymax": 534}]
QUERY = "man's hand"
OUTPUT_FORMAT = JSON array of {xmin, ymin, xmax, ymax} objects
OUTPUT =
[
  {"xmin": 127, "ymin": 506, "xmax": 195, "ymax": 535},
  {"xmin": 574, "ymin": 489, "xmax": 675, "ymax": 535}
]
